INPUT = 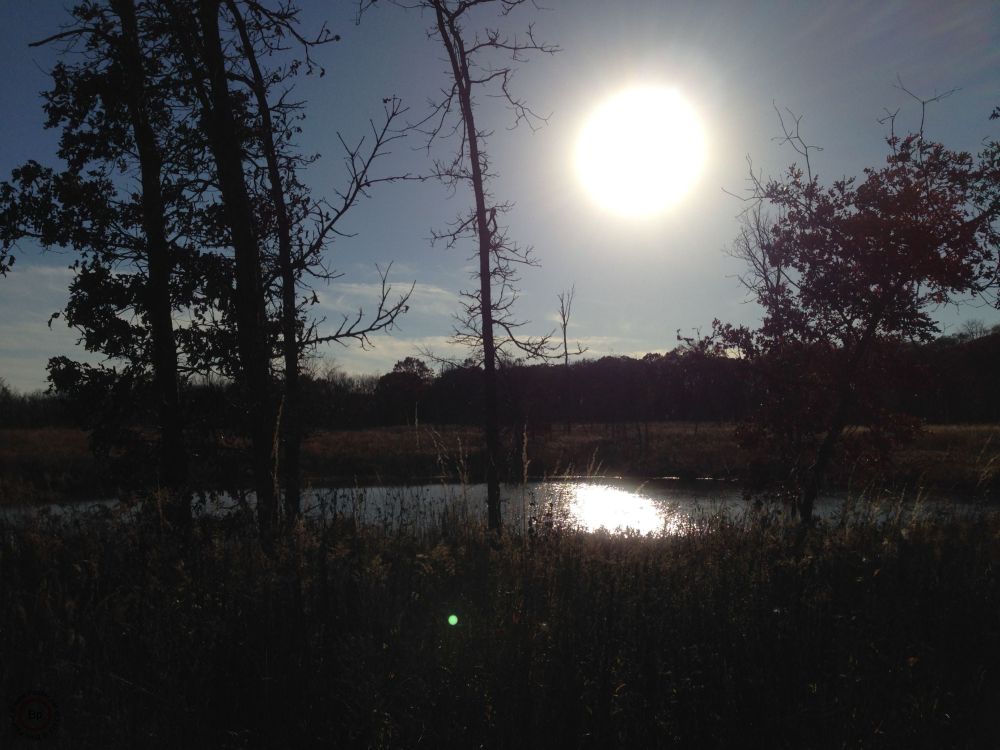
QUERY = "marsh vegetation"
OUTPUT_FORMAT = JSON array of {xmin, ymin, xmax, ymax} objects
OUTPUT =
[{"xmin": 2, "ymin": 491, "xmax": 998, "ymax": 748}]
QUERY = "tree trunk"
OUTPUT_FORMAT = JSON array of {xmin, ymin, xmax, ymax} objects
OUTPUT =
[
  {"xmin": 797, "ymin": 321, "xmax": 880, "ymax": 524},
  {"xmin": 435, "ymin": 5, "xmax": 502, "ymax": 530},
  {"xmin": 798, "ymin": 419, "xmax": 845, "ymax": 525},
  {"xmin": 225, "ymin": 0, "xmax": 302, "ymax": 523},
  {"xmin": 113, "ymin": 0, "xmax": 189, "ymax": 529},
  {"xmin": 196, "ymin": 0, "xmax": 278, "ymax": 548}
]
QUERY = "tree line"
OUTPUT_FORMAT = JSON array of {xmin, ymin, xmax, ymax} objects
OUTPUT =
[{"xmin": 6, "ymin": 323, "xmax": 1000, "ymax": 431}]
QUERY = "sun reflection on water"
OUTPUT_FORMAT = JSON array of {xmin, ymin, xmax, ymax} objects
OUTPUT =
[{"xmin": 555, "ymin": 482, "xmax": 682, "ymax": 536}]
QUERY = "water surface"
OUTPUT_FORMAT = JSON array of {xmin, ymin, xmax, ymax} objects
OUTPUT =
[{"xmin": 3, "ymin": 477, "xmax": 986, "ymax": 535}]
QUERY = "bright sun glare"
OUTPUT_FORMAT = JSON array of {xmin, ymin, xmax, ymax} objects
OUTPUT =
[
  {"xmin": 567, "ymin": 484, "xmax": 670, "ymax": 535},
  {"xmin": 576, "ymin": 86, "xmax": 706, "ymax": 218}
]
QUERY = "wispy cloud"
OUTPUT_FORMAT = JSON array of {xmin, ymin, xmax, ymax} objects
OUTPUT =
[
  {"xmin": 0, "ymin": 263, "xmax": 101, "ymax": 392},
  {"xmin": 314, "ymin": 281, "xmax": 459, "ymax": 321}
]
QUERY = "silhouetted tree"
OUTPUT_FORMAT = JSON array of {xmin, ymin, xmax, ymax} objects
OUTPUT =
[
  {"xmin": 718, "ymin": 107, "xmax": 998, "ymax": 523},
  {"xmin": 391, "ymin": 0, "xmax": 558, "ymax": 530},
  {"xmin": 213, "ymin": 0, "xmax": 412, "ymax": 522},
  {"xmin": 0, "ymin": 0, "xmax": 239, "ymax": 528},
  {"xmin": 958, "ymin": 319, "xmax": 989, "ymax": 342},
  {"xmin": 557, "ymin": 286, "xmax": 586, "ymax": 368},
  {"xmin": 375, "ymin": 357, "xmax": 433, "ymax": 425},
  {"xmin": 157, "ymin": 0, "xmax": 412, "ymax": 544},
  {"xmin": 556, "ymin": 285, "xmax": 587, "ymax": 431},
  {"xmin": 977, "ymin": 104, "xmax": 1000, "ymax": 304}
]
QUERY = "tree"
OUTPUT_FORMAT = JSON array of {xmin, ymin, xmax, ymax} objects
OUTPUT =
[
  {"xmin": 718, "ymin": 107, "xmax": 997, "ymax": 523},
  {"xmin": 158, "ymin": 0, "xmax": 412, "ymax": 544},
  {"xmin": 978, "ymin": 104, "xmax": 1000, "ymax": 303},
  {"xmin": 556, "ymin": 284, "xmax": 586, "ymax": 431},
  {"xmin": 3, "ymin": 0, "xmax": 412, "ymax": 546},
  {"xmin": 557, "ymin": 285, "xmax": 587, "ymax": 369},
  {"xmin": 958, "ymin": 319, "xmax": 989, "ymax": 342},
  {"xmin": 393, "ymin": 0, "xmax": 558, "ymax": 530},
  {"xmin": 375, "ymin": 357, "xmax": 433, "ymax": 425},
  {"xmin": 0, "ymin": 0, "xmax": 236, "ymax": 528},
  {"xmin": 211, "ymin": 0, "xmax": 412, "ymax": 523}
]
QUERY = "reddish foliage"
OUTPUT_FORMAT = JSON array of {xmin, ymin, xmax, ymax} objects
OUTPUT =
[{"xmin": 717, "ymin": 133, "xmax": 998, "ymax": 514}]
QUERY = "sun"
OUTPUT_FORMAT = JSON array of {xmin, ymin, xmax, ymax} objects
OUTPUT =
[{"xmin": 575, "ymin": 85, "xmax": 706, "ymax": 218}]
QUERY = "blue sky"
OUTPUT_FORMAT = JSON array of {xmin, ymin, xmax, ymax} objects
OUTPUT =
[{"xmin": 2, "ymin": 0, "xmax": 999, "ymax": 392}]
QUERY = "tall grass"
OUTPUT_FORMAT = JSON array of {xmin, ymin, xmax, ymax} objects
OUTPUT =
[{"xmin": 2, "ymin": 488, "xmax": 998, "ymax": 748}]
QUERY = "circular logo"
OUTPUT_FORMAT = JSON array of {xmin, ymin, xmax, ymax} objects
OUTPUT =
[{"xmin": 11, "ymin": 691, "xmax": 59, "ymax": 740}]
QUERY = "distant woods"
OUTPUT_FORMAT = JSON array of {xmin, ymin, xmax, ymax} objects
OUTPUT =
[{"xmin": 6, "ymin": 326, "xmax": 1000, "ymax": 430}]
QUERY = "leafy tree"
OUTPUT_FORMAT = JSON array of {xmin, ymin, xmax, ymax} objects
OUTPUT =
[
  {"xmin": 375, "ymin": 357, "xmax": 433, "ymax": 425},
  {"xmin": 0, "ymin": 0, "xmax": 237, "ymax": 527},
  {"xmin": 3, "ymin": 1, "xmax": 412, "ymax": 543},
  {"xmin": 718, "ymin": 109, "xmax": 997, "ymax": 523},
  {"xmin": 978, "ymin": 104, "xmax": 1000, "ymax": 301}
]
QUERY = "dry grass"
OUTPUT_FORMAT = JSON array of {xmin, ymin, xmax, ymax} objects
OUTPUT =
[
  {"xmin": 1, "ymin": 499, "xmax": 998, "ymax": 747},
  {"xmin": 299, "ymin": 422, "xmax": 745, "ymax": 484},
  {"xmin": 0, "ymin": 428, "xmax": 95, "ymax": 503},
  {"xmin": 0, "ymin": 427, "xmax": 89, "ymax": 463},
  {"xmin": 890, "ymin": 425, "xmax": 1000, "ymax": 492},
  {"xmin": 302, "ymin": 422, "xmax": 1000, "ymax": 494},
  {"xmin": 2, "ymin": 423, "xmax": 999, "ymax": 503},
  {"xmin": 525, "ymin": 422, "xmax": 744, "ymax": 479},
  {"xmin": 300, "ymin": 425, "xmax": 482, "ymax": 483}
]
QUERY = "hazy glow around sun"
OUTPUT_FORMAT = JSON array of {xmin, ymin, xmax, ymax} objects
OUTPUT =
[{"xmin": 576, "ymin": 86, "xmax": 706, "ymax": 218}]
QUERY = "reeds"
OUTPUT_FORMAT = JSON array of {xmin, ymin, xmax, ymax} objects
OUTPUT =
[{"xmin": 2, "ymin": 488, "xmax": 998, "ymax": 748}]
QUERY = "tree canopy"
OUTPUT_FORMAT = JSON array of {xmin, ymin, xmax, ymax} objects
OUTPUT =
[{"xmin": 717, "ymin": 117, "xmax": 999, "ymax": 521}]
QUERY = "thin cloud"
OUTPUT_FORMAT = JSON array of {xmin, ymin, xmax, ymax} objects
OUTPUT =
[
  {"xmin": 314, "ymin": 281, "xmax": 459, "ymax": 320},
  {"xmin": 0, "ymin": 263, "xmax": 99, "ymax": 392}
]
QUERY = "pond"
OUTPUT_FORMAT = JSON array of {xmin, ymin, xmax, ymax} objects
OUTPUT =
[
  {"xmin": 4, "ymin": 477, "xmax": 986, "ymax": 536},
  {"xmin": 292, "ymin": 478, "xmax": 982, "ymax": 535}
]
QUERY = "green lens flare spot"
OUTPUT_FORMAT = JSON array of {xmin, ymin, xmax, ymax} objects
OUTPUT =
[{"xmin": 447, "ymin": 614, "xmax": 459, "ymax": 626}]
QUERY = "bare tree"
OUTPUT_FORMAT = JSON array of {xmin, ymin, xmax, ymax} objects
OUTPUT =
[
  {"xmin": 556, "ymin": 284, "xmax": 586, "ymax": 431},
  {"xmin": 557, "ymin": 285, "xmax": 587, "ymax": 368},
  {"xmin": 156, "ymin": 0, "xmax": 411, "ymax": 546},
  {"xmin": 958, "ymin": 319, "xmax": 988, "ymax": 341},
  {"xmin": 222, "ymin": 1, "xmax": 413, "ymax": 522},
  {"xmin": 388, "ymin": 0, "xmax": 557, "ymax": 531}
]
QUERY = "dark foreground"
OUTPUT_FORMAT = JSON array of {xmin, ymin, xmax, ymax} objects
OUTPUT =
[{"xmin": 1, "ymin": 500, "xmax": 998, "ymax": 748}]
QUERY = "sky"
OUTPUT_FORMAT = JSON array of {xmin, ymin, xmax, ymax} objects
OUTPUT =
[{"xmin": 1, "ymin": 0, "xmax": 999, "ymax": 392}]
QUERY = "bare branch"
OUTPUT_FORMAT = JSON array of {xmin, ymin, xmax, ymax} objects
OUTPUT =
[
  {"xmin": 893, "ymin": 75, "xmax": 959, "ymax": 139},
  {"xmin": 305, "ymin": 263, "xmax": 414, "ymax": 349}
]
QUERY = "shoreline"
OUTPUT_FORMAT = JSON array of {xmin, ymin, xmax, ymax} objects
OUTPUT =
[{"xmin": 3, "ymin": 422, "xmax": 999, "ymax": 505}]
